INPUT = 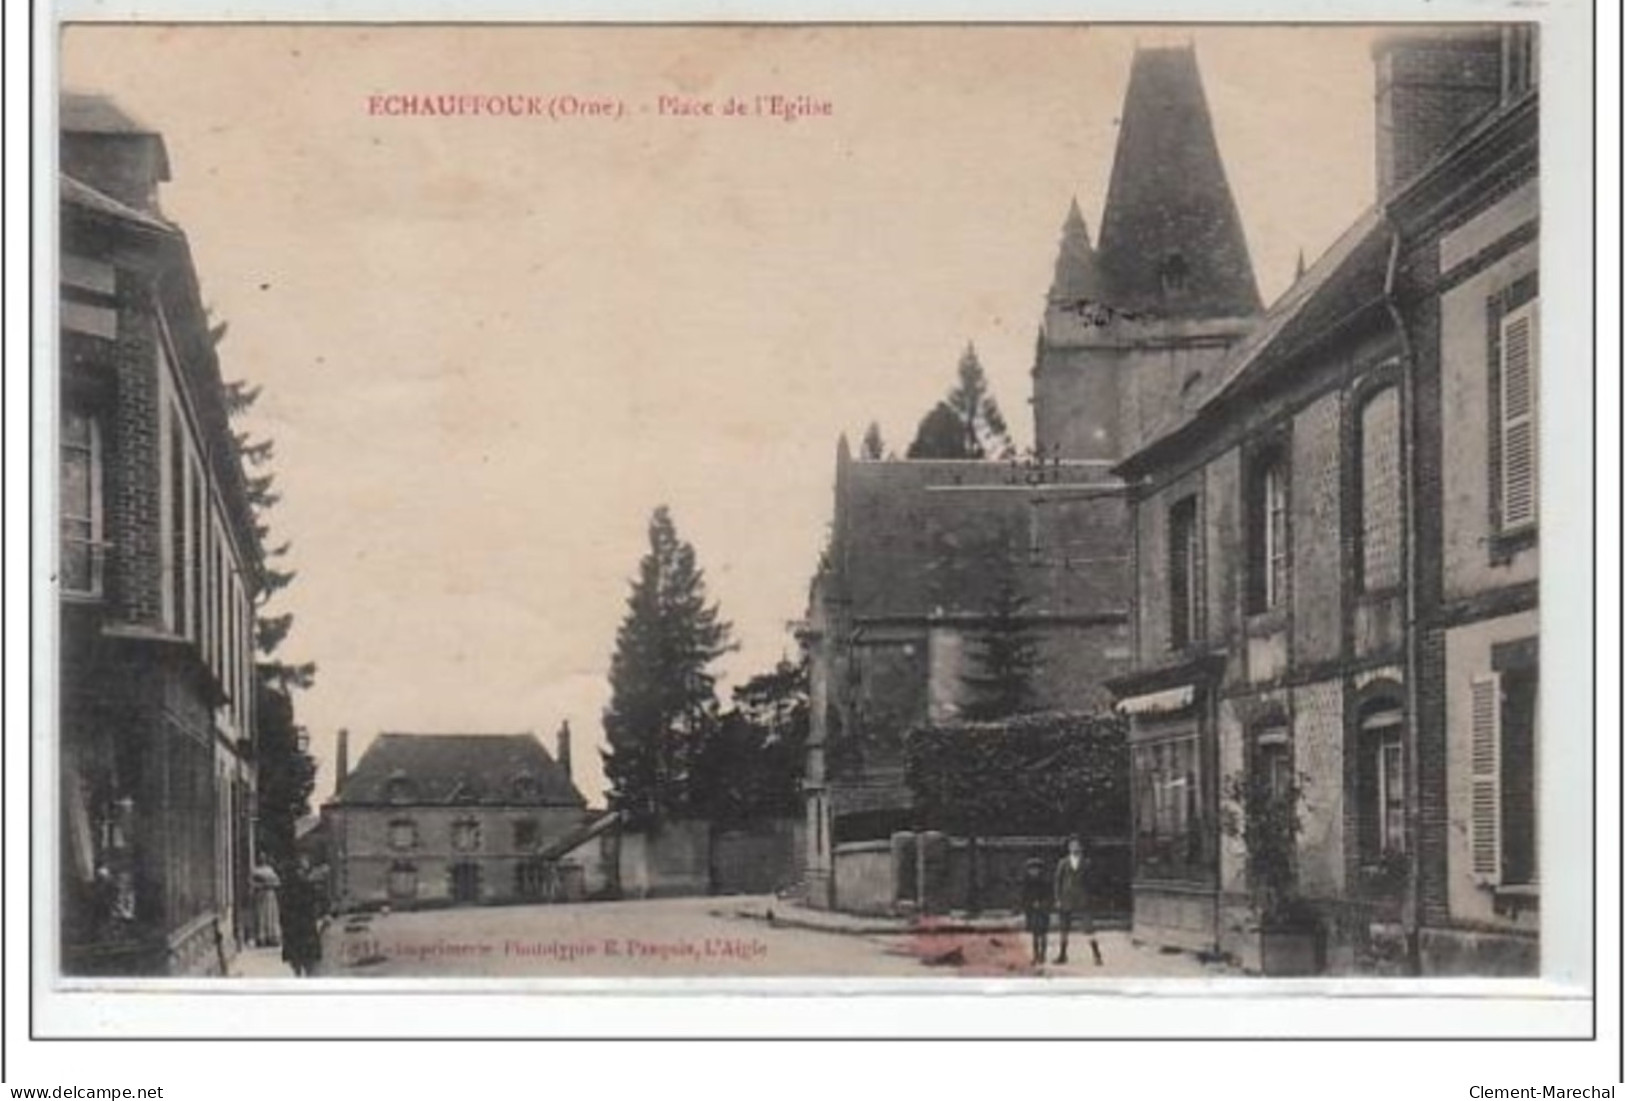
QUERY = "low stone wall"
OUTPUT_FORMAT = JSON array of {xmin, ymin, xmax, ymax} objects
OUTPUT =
[
  {"xmin": 619, "ymin": 819, "xmax": 711, "ymax": 899},
  {"xmin": 711, "ymin": 818, "xmax": 804, "ymax": 896},
  {"xmin": 832, "ymin": 840, "xmax": 895, "ymax": 916}
]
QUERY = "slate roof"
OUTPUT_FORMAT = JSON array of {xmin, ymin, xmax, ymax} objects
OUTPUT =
[
  {"xmin": 60, "ymin": 172, "xmax": 175, "ymax": 233},
  {"xmin": 1092, "ymin": 46, "xmax": 1262, "ymax": 321},
  {"xmin": 331, "ymin": 733, "xmax": 585, "ymax": 808},
  {"xmin": 1047, "ymin": 198, "xmax": 1106, "ymax": 304},
  {"xmin": 537, "ymin": 810, "xmax": 619, "ymax": 861},
  {"xmin": 1117, "ymin": 204, "xmax": 1392, "ymax": 474},
  {"xmin": 829, "ymin": 458, "xmax": 1130, "ymax": 623},
  {"xmin": 61, "ymin": 91, "xmax": 159, "ymax": 135}
]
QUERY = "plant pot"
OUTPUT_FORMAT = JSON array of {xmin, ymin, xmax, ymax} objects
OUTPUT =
[{"xmin": 1257, "ymin": 925, "xmax": 1321, "ymax": 976}]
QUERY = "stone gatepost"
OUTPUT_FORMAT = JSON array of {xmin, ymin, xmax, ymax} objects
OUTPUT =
[
  {"xmin": 890, "ymin": 831, "xmax": 917, "ymax": 914},
  {"xmin": 916, "ymin": 830, "xmax": 950, "ymax": 915}
]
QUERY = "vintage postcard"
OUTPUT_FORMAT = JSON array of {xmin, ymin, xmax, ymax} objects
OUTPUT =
[{"xmin": 37, "ymin": 10, "xmax": 1597, "ymax": 1037}]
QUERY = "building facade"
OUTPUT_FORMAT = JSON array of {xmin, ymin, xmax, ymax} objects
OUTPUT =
[
  {"xmin": 800, "ymin": 44, "xmax": 1260, "ymax": 915},
  {"xmin": 59, "ymin": 93, "xmax": 262, "ymax": 976},
  {"xmin": 1392, "ymin": 27, "xmax": 1540, "ymax": 974},
  {"xmin": 1108, "ymin": 27, "xmax": 1540, "ymax": 974},
  {"xmin": 800, "ymin": 443, "xmax": 1131, "ymax": 909},
  {"xmin": 324, "ymin": 731, "xmax": 588, "ymax": 911}
]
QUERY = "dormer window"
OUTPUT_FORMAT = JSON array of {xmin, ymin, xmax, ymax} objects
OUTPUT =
[
  {"xmin": 1159, "ymin": 251, "xmax": 1189, "ymax": 295},
  {"xmin": 512, "ymin": 773, "xmax": 540, "ymax": 802},
  {"xmin": 385, "ymin": 772, "xmax": 415, "ymax": 805}
]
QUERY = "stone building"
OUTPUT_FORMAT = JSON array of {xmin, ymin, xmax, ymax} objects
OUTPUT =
[
  {"xmin": 800, "ymin": 443, "xmax": 1130, "ymax": 909},
  {"xmin": 323, "ymin": 730, "xmax": 588, "ymax": 910},
  {"xmin": 1107, "ymin": 27, "xmax": 1539, "ymax": 973},
  {"xmin": 800, "ymin": 43, "xmax": 1263, "ymax": 913},
  {"xmin": 59, "ymin": 93, "xmax": 262, "ymax": 975}
]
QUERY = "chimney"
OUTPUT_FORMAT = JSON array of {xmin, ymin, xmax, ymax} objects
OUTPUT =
[
  {"xmin": 59, "ymin": 92, "xmax": 172, "ymax": 214},
  {"xmin": 1371, "ymin": 28, "xmax": 1507, "ymax": 198},
  {"xmin": 556, "ymin": 721, "xmax": 573, "ymax": 781},
  {"xmin": 336, "ymin": 728, "xmax": 349, "ymax": 789}
]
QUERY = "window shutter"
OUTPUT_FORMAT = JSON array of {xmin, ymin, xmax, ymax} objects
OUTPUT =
[
  {"xmin": 1499, "ymin": 301, "xmax": 1538, "ymax": 531},
  {"xmin": 1469, "ymin": 673, "xmax": 1503, "ymax": 884}
]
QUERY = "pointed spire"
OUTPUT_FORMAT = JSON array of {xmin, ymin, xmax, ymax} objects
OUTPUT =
[
  {"xmin": 836, "ymin": 432, "xmax": 851, "ymax": 465},
  {"xmin": 1294, "ymin": 248, "xmax": 1307, "ymax": 282},
  {"xmin": 1048, "ymin": 197, "xmax": 1106, "ymax": 304},
  {"xmin": 1096, "ymin": 45, "xmax": 1263, "ymax": 319}
]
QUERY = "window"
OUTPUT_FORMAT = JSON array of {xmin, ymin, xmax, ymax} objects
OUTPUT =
[
  {"xmin": 1246, "ymin": 453, "xmax": 1290, "ymax": 613},
  {"xmin": 1358, "ymin": 386, "xmax": 1403, "ymax": 591},
  {"xmin": 1159, "ymin": 251, "xmax": 1189, "ymax": 295},
  {"xmin": 1133, "ymin": 733, "xmax": 1209, "ymax": 882},
  {"xmin": 1470, "ymin": 662, "xmax": 1538, "ymax": 889},
  {"xmin": 188, "ymin": 463, "xmax": 204, "ymax": 642},
  {"xmin": 388, "ymin": 861, "xmax": 418, "ymax": 900},
  {"xmin": 1496, "ymin": 298, "xmax": 1539, "ymax": 534},
  {"xmin": 451, "ymin": 818, "xmax": 482, "ymax": 853},
  {"xmin": 514, "ymin": 859, "xmax": 548, "ymax": 899},
  {"xmin": 385, "ymin": 773, "xmax": 415, "ymax": 805},
  {"xmin": 1168, "ymin": 497, "xmax": 1202, "ymax": 649},
  {"xmin": 513, "ymin": 819, "xmax": 540, "ymax": 850},
  {"xmin": 388, "ymin": 818, "xmax": 418, "ymax": 851},
  {"xmin": 1254, "ymin": 725, "xmax": 1293, "ymax": 803},
  {"xmin": 61, "ymin": 409, "xmax": 104, "ymax": 596},
  {"xmin": 168, "ymin": 407, "xmax": 187, "ymax": 632},
  {"xmin": 1357, "ymin": 702, "xmax": 1407, "ymax": 868}
]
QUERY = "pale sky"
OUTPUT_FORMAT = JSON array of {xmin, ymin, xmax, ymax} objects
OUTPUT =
[{"xmin": 61, "ymin": 24, "xmax": 1378, "ymax": 807}]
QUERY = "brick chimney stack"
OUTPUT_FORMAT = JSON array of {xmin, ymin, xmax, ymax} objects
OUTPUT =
[
  {"xmin": 1371, "ymin": 28, "xmax": 1507, "ymax": 198},
  {"xmin": 556, "ymin": 721, "xmax": 572, "ymax": 781},
  {"xmin": 336, "ymin": 728, "xmax": 349, "ymax": 789}
]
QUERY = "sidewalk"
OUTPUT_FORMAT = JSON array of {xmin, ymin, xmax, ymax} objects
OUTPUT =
[{"xmin": 228, "ymin": 944, "xmax": 294, "ymax": 978}]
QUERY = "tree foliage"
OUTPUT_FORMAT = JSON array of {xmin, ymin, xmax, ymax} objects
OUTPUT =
[
  {"xmin": 905, "ymin": 711, "xmax": 1129, "ymax": 839},
  {"xmin": 220, "ymin": 336, "xmax": 317, "ymax": 869},
  {"xmin": 601, "ymin": 506, "xmax": 736, "ymax": 827},
  {"xmin": 1220, "ymin": 769, "xmax": 1312, "ymax": 926},
  {"xmin": 688, "ymin": 658, "xmax": 809, "ymax": 824},
  {"xmin": 958, "ymin": 561, "xmax": 1044, "ymax": 721},
  {"xmin": 905, "ymin": 343, "xmax": 1014, "ymax": 460},
  {"xmin": 254, "ymin": 682, "xmax": 317, "ymax": 872}
]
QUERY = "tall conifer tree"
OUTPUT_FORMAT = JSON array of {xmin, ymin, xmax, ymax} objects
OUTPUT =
[{"xmin": 602, "ymin": 506, "xmax": 735, "ymax": 826}]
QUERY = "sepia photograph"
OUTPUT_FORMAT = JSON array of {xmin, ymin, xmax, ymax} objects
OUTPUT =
[{"xmin": 48, "ymin": 18, "xmax": 1564, "ymax": 997}]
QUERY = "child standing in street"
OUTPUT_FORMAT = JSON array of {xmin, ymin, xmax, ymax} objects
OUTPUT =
[{"xmin": 1020, "ymin": 857, "xmax": 1052, "ymax": 966}]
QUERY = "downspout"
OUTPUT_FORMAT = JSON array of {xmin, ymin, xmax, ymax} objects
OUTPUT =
[{"xmin": 1381, "ymin": 215, "xmax": 1424, "ymax": 977}]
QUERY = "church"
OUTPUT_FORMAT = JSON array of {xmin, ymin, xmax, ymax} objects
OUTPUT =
[
  {"xmin": 799, "ymin": 42, "xmax": 1259, "ymax": 915},
  {"xmin": 801, "ymin": 29, "xmax": 1541, "ymax": 977}
]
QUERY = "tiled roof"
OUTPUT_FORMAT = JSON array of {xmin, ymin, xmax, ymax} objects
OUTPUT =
[{"xmin": 332, "ymin": 733, "xmax": 585, "ymax": 808}]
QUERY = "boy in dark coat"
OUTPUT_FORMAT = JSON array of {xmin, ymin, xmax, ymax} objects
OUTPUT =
[
  {"xmin": 1053, "ymin": 836, "xmax": 1103, "ymax": 966},
  {"xmin": 1019, "ymin": 857, "xmax": 1051, "ymax": 965}
]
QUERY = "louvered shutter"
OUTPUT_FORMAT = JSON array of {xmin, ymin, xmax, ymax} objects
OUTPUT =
[
  {"xmin": 1499, "ymin": 300, "xmax": 1539, "ymax": 531},
  {"xmin": 1469, "ymin": 673, "xmax": 1503, "ymax": 884}
]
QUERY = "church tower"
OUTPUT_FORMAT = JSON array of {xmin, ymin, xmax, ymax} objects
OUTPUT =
[{"xmin": 1033, "ymin": 45, "xmax": 1263, "ymax": 462}]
